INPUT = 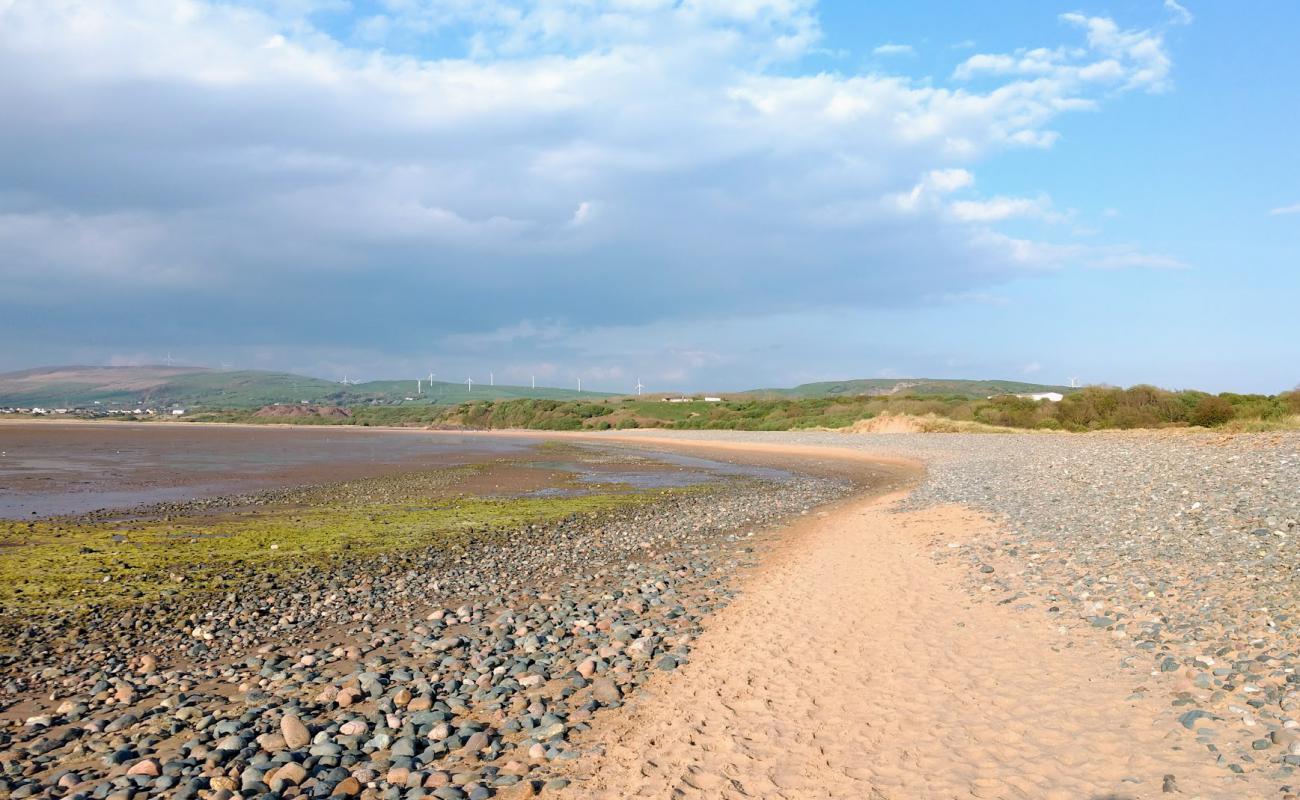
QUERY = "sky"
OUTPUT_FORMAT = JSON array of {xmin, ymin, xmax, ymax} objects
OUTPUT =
[{"xmin": 0, "ymin": 0, "xmax": 1296, "ymax": 394}]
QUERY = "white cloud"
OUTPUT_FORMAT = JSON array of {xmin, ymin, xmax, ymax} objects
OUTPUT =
[
  {"xmin": 949, "ymin": 194, "xmax": 1056, "ymax": 223},
  {"xmin": 954, "ymin": 14, "xmax": 1172, "ymax": 92},
  {"xmin": 889, "ymin": 168, "xmax": 976, "ymax": 212},
  {"xmin": 568, "ymin": 200, "xmax": 597, "ymax": 227},
  {"xmin": 0, "ymin": 0, "xmax": 1187, "ymax": 368},
  {"xmin": 925, "ymin": 168, "xmax": 975, "ymax": 193},
  {"xmin": 872, "ymin": 43, "xmax": 913, "ymax": 57},
  {"xmin": 1269, "ymin": 203, "xmax": 1300, "ymax": 216},
  {"xmin": 1164, "ymin": 0, "xmax": 1194, "ymax": 26},
  {"xmin": 1085, "ymin": 249, "xmax": 1189, "ymax": 270}
]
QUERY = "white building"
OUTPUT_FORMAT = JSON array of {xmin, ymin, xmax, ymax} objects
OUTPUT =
[{"xmin": 1016, "ymin": 392, "xmax": 1065, "ymax": 402}]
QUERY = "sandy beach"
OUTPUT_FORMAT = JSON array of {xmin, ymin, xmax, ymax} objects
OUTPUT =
[{"xmin": 3, "ymin": 427, "xmax": 1299, "ymax": 799}]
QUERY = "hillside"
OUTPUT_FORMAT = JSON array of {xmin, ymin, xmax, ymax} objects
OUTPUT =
[
  {"xmin": 747, "ymin": 378, "xmax": 1076, "ymax": 399},
  {"xmin": 0, "ymin": 366, "xmax": 610, "ymax": 409}
]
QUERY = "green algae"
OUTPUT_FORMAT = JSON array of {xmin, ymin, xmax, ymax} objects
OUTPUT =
[{"xmin": 0, "ymin": 486, "xmax": 701, "ymax": 616}]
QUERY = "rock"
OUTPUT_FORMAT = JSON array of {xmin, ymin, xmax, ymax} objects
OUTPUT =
[
  {"xmin": 332, "ymin": 776, "xmax": 362, "ymax": 796},
  {"xmin": 127, "ymin": 758, "xmax": 161, "ymax": 777},
  {"xmin": 387, "ymin": 766, "xmax": 410, "ymax": 785},
  {"xmin": 281, "ymin": 713, "xmax": 311, "ymax": 749},
  {"xmin": 339, "ymin": 720, "xmax": 367, "ymax": 737},
  {"xmin": 590, "ymin": 677, "xmax": 621, "ymax": 705},
  {"xmin": 272, "ymin": 762, "xmax": 307, "ymax": 787},
  {"xmin": 210, "ymin": 776, "xmax": 238, "ymax": 792},
  {"xmin": 257, "ymin": 732, "xmax": 287, "ymax": 752}
]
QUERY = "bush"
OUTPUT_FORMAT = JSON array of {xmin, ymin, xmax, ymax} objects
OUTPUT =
[
  {"xmin": 1189, "ymin": 395, "xmax": 1236, "ymax": 427},
  {"xmin": 1281, "ymin": 389, "xmax": 1300, "ymax": 414}
]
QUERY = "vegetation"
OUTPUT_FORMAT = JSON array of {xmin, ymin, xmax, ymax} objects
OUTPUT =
[
  {"xmin": 177, "ymin": 386, "xmax": 1300, "ymax": 433},
  {"xmin": 441, "ymin": 387, "xmax": 1300, "ymax": 432},
  {"xmin": 750, "ymin": 377, "xmax": 1074, "ymax": 399},
  {"xmin": 12, "ymin": 365, "xmax": 1294, "ymax": 432},
  {"xmin": 0, "ymin": 468, "xmax": 697, "ymax": 615}
]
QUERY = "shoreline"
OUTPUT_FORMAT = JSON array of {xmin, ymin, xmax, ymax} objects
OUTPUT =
[
  {"xmin": 0, "ymin": 433, "xmax": 904, "ymax": 799},
  {"xmin": 5, "ymin": 427, "xmax": 1298, "ymax": 796}
]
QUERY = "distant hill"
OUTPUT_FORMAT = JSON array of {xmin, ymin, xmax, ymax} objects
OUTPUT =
[
  {"xmin": 744, "ymin": 378, "xmax": 1076, "ymax": 400},
  {"xmin": 0, "ymin": 366, "xmax": 611, "ymax": 409}
]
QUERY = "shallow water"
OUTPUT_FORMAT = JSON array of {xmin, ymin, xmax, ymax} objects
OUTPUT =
[
  {"xmin": 0, "ymin": 424, "xmax": 791, "ymax": 518},
  {"xmin": 0, "ymin": 423, "xmax": 539, "ymax": 518}
]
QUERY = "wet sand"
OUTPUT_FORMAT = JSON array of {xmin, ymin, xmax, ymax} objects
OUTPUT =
[{"xmin": 0, "ymin": 422, "xmax": 540, "ymax": 518}]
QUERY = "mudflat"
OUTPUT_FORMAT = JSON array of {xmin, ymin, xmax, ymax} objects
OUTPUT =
[{"xmin": 0, "ymin": 422, "xmax": 539, "ymax": 518}]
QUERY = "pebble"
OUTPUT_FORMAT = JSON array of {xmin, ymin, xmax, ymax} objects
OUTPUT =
[{"xmin": 0, "ymin": 465, "xmax": 848, "ymax": 798}]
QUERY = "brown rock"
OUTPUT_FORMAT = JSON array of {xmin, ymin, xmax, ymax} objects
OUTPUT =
[
  {"xmin": 257, "ymin": 732, "xmax": 287, "ymax": 753},
  {"xmin": 386, "ymin": 767, "xmax": 410, "ymax": 785},
  {"xmin": 281, "ymin": 713, "xmax": 311, "ymax": 749},
  {"xmin": 495, "ymin": 781, "xmax": 540, "ymax": 798},
  {"xmin": 392, "ymin": 687, "xmax": 412, "ymax": 707},
  {"xmin": 126, "ymin": 759, "xmax": 160, "ymax": 777},
  {"xmin": 339, "ymin": 719, "xmax": 367, "ymax": 737},
  {"xmin": 139, "ymin": 654, "xmax": 158, "ymax": 674},
  {"xmin": 590, "ymin": 677, "xmax": 621, "ymax": 705},
  {"xmin": 272, "ymin": 762, "xmax": 307, "ymax": 787},
  {"xmin": 332, "ymin": 777, "xmax": 361, "ymax": 796}
]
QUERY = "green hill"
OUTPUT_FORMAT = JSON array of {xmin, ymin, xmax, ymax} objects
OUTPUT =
[
  {"xmin": 745, "ymin": 378, "xmax": 1076, "ymax": 400},
  {"xmin": 0, "ymin": 366, "xmax": 610, "ymax": 409}
]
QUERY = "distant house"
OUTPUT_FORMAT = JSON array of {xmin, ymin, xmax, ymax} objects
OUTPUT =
[
  {"xmin": 1015, "ymin": 392, "xmax": 1064, "ymax": 402},
  {"xmin": 703, "ymin": 397, "xmax": 724, "ymax": 403},
  {"xmin": 171, "ymin": 409, "xmax": 187, "ymax": 416}
]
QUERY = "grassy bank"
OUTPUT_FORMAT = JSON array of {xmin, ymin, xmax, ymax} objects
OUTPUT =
[{"xmin": 187, "ymin": 385, "xmax": 1300, "ymax": 432}]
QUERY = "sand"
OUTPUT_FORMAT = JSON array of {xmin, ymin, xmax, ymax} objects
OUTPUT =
[{"xmin": 549, "ymin": 437, "xmax": 1270, "ymax": 799}]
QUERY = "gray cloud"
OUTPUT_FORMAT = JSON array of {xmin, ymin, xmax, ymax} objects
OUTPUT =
[{"xmin": 0, "ymin": 0, "xmax": 1186, "ymax": 385}]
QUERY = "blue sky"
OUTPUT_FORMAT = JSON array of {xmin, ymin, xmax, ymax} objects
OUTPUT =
[{"xmin": 0, "ymin": 0, "xmax": 1295, "ymax": 393}]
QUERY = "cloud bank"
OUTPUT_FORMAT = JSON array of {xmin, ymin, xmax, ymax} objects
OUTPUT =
[{"xmin": 0, "ymin": 1, "xmax": 1187, "ymax": 386}]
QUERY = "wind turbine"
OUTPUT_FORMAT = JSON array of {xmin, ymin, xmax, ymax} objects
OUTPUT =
[
  {"xmin": 465, "ymin": 377, "xmax": 474, "ymax": 392},
  {"xmin": 1068, "ymin": 377, "xmax": 1080, "ymax": 388},
  {"xmin": 417, "ymin": 379, "xmax": 422, "ymax": 395},
  {"xmin": 531, "ymin": 375, "xmax": 535, "ymax": 389},
  {"xmin": 490, "ymin": 371, "xmax": 494, "ymax": 386},
  {"xmin": 164, "ymin": 351, "xmax": 174, "ymax": 367},
  {"xmin": 635, "ymin": 378, "xmax": 644, "ymax": 396},
  {"xmin": 577, "ymin": 377, "xmax": 582, "ymax": 393}
]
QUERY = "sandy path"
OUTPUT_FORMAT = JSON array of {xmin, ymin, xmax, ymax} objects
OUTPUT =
[{"xmin": 556, "ymin": 489, "xmax": 1265, "ymax": 799}]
